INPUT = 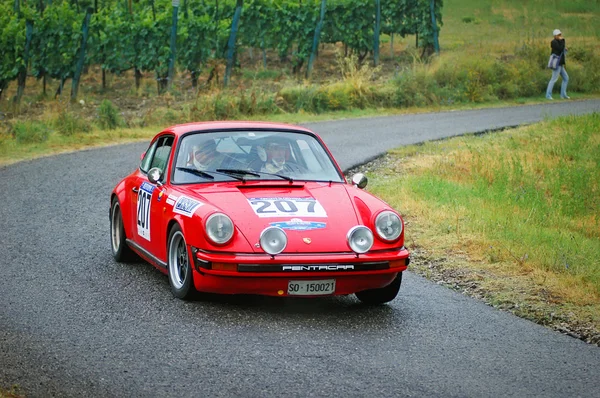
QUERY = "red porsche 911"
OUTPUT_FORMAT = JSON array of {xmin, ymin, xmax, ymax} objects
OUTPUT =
[{"xmin": 110, "ymin": 121, "xmax": 410, "ymax": 303}]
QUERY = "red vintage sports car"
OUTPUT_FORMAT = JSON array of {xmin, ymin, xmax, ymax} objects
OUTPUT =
[{"xmin": 110, "ymin": 121, "xmax": 410, "ymax": 303}]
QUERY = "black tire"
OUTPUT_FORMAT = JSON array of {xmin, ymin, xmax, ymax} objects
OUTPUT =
[
  {"xmin": 167, "ymin": 225, "xmax": 197, "ymax": 300},
  {"xmin": 110, "ymin": 198, "xmax": 138, "ymax": 262},
  {"xmin": 355, "ymin": 272, "xmax": 403, "ymax": 305}
]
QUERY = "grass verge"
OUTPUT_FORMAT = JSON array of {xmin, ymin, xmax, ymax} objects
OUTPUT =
[{"xmin": 352, "ymin": 113, "xmax": 600, "ymax": 345}]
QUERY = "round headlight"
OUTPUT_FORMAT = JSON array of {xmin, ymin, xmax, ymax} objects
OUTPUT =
[
  {"xmin": 205, "ymin": 213, "xmax": 234, "ymax": 245},
  {"xmin": 375, "ymin": 210, "xmax": 402, "ymax": 241},
  {"xmin": 347, "ymin": 226, "xmax": 374, "ymax": 254},
  {"xmin": 259, "ymin": 226, "xmax": 287, "ymax": 255}
]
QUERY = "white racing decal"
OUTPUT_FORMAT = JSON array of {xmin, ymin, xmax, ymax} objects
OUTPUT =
[
  {"xmin": 248, "ymin": 197, "xmax": 327, "ymax": 218},
  {"xmin": 136, "ymin": 182, "xmax": 155, "ymax": 241},
  {"xmin": 173, "ymin": 196, "xmax": 203, "ymax": 217},
  {"xmin": 166, "ymin": 194, "xmax": 178, "ymax": 206}
]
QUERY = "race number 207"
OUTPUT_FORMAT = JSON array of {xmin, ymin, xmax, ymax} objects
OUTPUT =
[
  {"xmin": 248, "ymin": 197, "xmax": 327, "ymax": 218},
  {"xmin": 137, "ymin": 186, "xmax": 153, "ymax": 240}
]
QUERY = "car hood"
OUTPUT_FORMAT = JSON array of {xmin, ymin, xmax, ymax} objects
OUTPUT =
[{"xmin": 188, "ymin": 182, "xmax": 362, "ymax": 253}]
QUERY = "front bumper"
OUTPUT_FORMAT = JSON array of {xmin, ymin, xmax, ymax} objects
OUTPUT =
[{"xmin": 190, "ymin": 247, "xmax": 410, "ymax": 296}]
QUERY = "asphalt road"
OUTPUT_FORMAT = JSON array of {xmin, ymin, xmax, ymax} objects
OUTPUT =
[{"xmin": 1, "ymin": 100, "xmax": 599, "ymax": 397}]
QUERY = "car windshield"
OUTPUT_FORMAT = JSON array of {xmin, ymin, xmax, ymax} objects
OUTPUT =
[{"xmin": 172, "ymin": 130, "xmax": 344, "ymax": 184}]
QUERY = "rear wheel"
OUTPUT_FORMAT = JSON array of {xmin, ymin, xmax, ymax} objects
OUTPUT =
[
  {"xmin": 355, "ymin": 273, "xmax": 402, "ymax": 305},
  {"xmin": 110, "ymin": 198, "xmax": 137, "ymax": 262},
  {"xmin": 167, "ymin": 225, "xmax": 197, "ymax": 300}
]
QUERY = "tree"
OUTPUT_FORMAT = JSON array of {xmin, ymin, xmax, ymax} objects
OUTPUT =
[
  {"xmin": 374, "ymin": 0, "xmax": 380, "ymax": 65},
  {"xmin": 71, "ymin": 7, "xmax": 93, "ymax": 101},
  {"xmin": 307, "ymin": 0, "xmax": 326, "ymax": 77},
  {"xmin": 178, "ymin": 11, "xmax": 212, "ymax": 88},
  {"xmin": 88, "ymin": 6, "xmax": 135, "ymax": 90},
  {"xmin": 30, "ymin": 2, "xmax": 82, "ymax": 97},
  {"xmin": 0, "ymin": 4, "xmax": 26, "ymax": 100},
  {"xmin": 224, "ymin": 0, "xmax": 243, "ymax": 87}
]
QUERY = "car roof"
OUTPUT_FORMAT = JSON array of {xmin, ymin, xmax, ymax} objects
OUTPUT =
[{"xmin": 164, "ymin": 121, "xmax": 315, "ymax": 137}]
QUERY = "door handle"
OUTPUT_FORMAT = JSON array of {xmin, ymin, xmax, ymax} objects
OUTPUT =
[{"xmin": 132, "ymin": 187, "xmax": 139, "ymax": 193}]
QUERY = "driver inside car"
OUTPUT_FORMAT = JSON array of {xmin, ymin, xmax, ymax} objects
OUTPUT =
[{"xmin": 188, "ymin": 140, "xmax": 223, "ymax": 170}]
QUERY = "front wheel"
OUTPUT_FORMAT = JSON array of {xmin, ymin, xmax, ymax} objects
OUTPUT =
[
  {"xmin": 355, "ymin": 273, "xmax": 402, "ymax": 305},
  {"xmin": 110, "ymin": 198, "xmax": 137, "ymax": 262},
  {"xmin": 167, "ymin": 225, "xmax": 197, "ymax": 300}
]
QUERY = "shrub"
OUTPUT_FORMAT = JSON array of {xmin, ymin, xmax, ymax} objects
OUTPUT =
[
  {"xmin": 515, "ymin": 44, "xmax": 548, "ymax": 72},
  {"xmin": 337, "ymin": 52, "xmax": 382, "ymax": 97},
  {"xmin": 212, "ymin": 94, "xmax": 238, "ymax": 120},
  {"xmin": 317, "ymin": 52, "xmax": 384, "ymax": 111},
  {"xmin": 369, "ymin": 84, "xmax": 396, "ymax": 107},
  {"xmin": 570, "ymin": 51, "xmax": 600, "ymax": 93},
  {"xmin": 97, "ymin": 99, "xmax": 123, "ymax": 130},
  {"xmin": 392, "ymin": 71, "xmax": 440, "ymax": 107},
  {"xmin": 512, "ymin": 59, "xmax": 547, "ymax": 97},
  {"xmin": 237, "ymin": 90, "xmax": 279, "ymax": 116},
  {"xmin": 53, "ymin": 110, "xmax": 91, "ymax": 136},
  {"xmin": 462, "ymin": 58, "xmax": 498, "ymax": 87},
  {"xmin": 278, "ymin": 85, "xmax": 318, "ymax": 113},
  {"xmin": 185, "ymin": 90, "xmax": 280, "ymax": 121},
  {"xmin": 433, "ymin": 59, "xmax": 464, "ymax": 88},
  {"xmin": 314, "ymin": 83, "xmax": 353, "ymax": 111},
  {"xmin": 278, "ymin": 81, "xmax": 381, "ymax": 114},
  {"xmin": 12, "ymin": 121, "xmax": 50, "ymax": 144},
  {"xmin": 493, "ymin": 81, "xmax": 519, "ymax": 100},
  {"xmin": 568, "ymin": 47, "xmax": 590, "ymax": 63},
  {"xmin": 142, "ymin": 107, "xmax": 183, "ymax": 126}
]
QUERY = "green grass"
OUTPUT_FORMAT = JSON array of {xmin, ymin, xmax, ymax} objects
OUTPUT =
[
  {"xmin": 12, "ymin": 120, "xmax": 50, "ymax": 144},
  {"xmin": 442, "ymin": 0, "xmax": 600, "ymax": 51},
  {"xmin": 368, "ymin": 113, "xmax": 600, "ymax": 300}
]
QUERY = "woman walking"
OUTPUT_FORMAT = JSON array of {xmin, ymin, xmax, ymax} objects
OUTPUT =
[{"xmin": 546, "ymin": 29, "xmax": 569, "ymax": 100}]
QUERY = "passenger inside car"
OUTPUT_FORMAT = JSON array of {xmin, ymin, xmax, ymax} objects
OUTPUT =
[{"xmin": 248, "ymin": 137, "xmax": 302, "ymax": 174}]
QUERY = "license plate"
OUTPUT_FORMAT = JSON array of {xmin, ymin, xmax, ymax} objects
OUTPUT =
[{"xmin": 287, "ymin": 279, "xmax": 336, "ymax": 296}]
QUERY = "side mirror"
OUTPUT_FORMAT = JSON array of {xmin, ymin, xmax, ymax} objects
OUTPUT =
[
  {"xmin": 351, "ymin": 173, "xmax": 368, "ymax": 189},
  {"xmin": 148, "ymin": 167, "xmax": 164, "ymax": 186}
]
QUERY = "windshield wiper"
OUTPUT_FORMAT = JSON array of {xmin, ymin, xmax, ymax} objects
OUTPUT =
[
  {"xmin": 177, "ymin": 167, "xmax": 246, "ymax": 181},
  {"xmin": 256, "ymin": 171, "xmax": 294, "ymax": 182},
  {"xmin": 176, "ymin": 166, "xmax": 214, "ymax": 179},
  {"xmin": 216, "ymin": 168, "xmax": 261, "ymax": 177},
  {"xmin": 216, "ymin": 168, "xmax": 294, "ymax": 182}
]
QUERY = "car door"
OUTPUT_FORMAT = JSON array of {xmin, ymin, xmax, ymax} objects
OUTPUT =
[{"xmin": 131, "ymin": 135, "xmax": 174, "ymax": 258}]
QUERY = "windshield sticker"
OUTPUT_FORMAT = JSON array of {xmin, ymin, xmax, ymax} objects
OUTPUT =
[
  {"xmin": 270, "ymin": 219, "xmax": 326, "ymax": 231},
  {"xmin": 248, "ymin": 197, "xmax": 327, "ymax": 218},
  {"xmin": 173, "ymin": 196, "xmax": 203, "ymax": 217}
]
